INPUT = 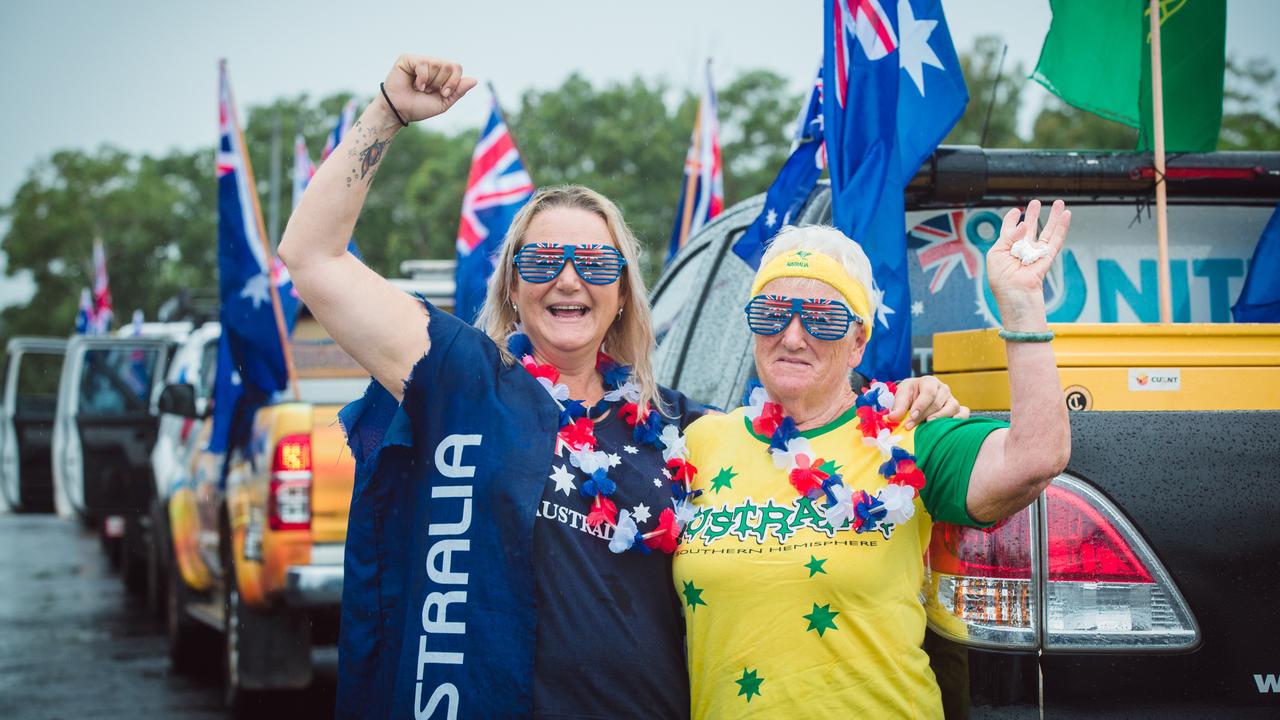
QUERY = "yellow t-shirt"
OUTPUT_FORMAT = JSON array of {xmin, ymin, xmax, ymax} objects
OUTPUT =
[{"xmin": 673, "ymin": 406, "xmax": 1003, "ymax": 718}]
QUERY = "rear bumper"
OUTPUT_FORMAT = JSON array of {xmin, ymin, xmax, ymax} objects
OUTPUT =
[{"xmin": 281, "ymin": 543, "xmax": 344, "ymax": 608}]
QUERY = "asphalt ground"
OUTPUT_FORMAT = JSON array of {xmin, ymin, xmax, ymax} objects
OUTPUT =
[{"xmin": 0, "ymin": 513, "xmax": 336, "ymax": 719}]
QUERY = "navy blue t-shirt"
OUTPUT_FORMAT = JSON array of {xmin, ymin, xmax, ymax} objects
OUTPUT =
[
  {"xmin": 533, "ymin": 387, "xmax": 702, "ymax": 719},
  {"xmin": 337, "ymin": 301, "xmax": 702, "ymax": 719}
]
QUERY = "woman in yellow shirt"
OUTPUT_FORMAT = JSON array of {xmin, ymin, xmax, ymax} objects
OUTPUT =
[{"xmin": 674, "ymin": 200, "xmax": 1073, "ymax": 717}]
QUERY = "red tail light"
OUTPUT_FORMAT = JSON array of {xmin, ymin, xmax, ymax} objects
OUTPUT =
[
  {"xmin": 925, "ymin": 474, "xmax": 1197, "ymax": 652},
  {"xmin": 1045, "ymin": 485, "xmax": 1152, "ymax": 583},
  {"xmin": 268, "ymin": 434, "xmax": 312, "ymax": 531}
]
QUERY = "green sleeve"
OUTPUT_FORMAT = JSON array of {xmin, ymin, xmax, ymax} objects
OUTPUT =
[{"xmin": 913, "ymin": 416, "xmax": 1008, "ymax": 527}]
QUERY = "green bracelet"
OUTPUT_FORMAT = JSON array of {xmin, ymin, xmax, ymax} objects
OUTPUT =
[{"xmin": 998, "ymin": 329, "xmax": 1055, "ymax": 343}]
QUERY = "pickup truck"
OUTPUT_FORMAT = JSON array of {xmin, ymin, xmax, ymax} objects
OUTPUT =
[
  {"xmin": 653, "ymin": 147, "xmax": 1280, "ymax": 717},
  {"xmin": 1, "ymin": 337, "xmax": 66, "ymax": 514},
  {"xmin": 158, "ymin": 310, "xmax": 365, "ymax": 712}
]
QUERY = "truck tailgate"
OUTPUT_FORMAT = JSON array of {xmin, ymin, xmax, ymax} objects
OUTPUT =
[{"xmin": 309, "ymin": 404, "xmax": 353, "ymax": 545}]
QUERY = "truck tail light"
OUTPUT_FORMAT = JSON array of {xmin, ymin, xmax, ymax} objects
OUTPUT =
[
  {"xmin": 926, "ymin": 474, "xmax": 1198, "ymax": 652},
  {"xmin": 268, "ymin": 434, "xmax": 311, "ymax": 531}
]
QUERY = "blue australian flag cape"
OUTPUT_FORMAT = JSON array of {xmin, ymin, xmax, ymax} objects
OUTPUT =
[
  {"xmin": 336, "ymin": 301, "xmax": 557, "ymax": 719},
  {"xmin": 209, "ymin": 62, "xmax": 299, "ymax": 457},
  {"xmin": 732, "ymin": 65, "xmax": 827, "ymax": 269},
  {"xmin": 823, "ymin": 0, "xmax": 967, "ymax": 379},
  {"xmin": 1232, "ymin": 203, "xmax": 1280, "ymax": 322}
]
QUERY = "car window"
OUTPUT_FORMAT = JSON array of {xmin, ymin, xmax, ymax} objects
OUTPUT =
[
  {"xmin": 15, "ymin": 352, "xmax": 62, "ymax": 416},
  {"xmin": 199, "ymin": 340, "xmax": 219, "ymax": 401},
  {"xmin": 78, "ymin": 347, "xmax": 162, "ymax": 417},
  {"xmin": 295, "ymin": 377, "xmax": 369, "ymax": 406}
]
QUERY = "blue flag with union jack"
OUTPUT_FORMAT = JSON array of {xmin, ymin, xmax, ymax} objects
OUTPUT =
[
  {"xmin": 455, "ymin": 93, "xmax": 535, "ymax": 324},
  {"xmin": 823, "ymin": 0, "xmax": 967, "ymax": 379},
  {"xmin": 732, "ymin": 64, "xmax": 826, "ymax": 269},
  {"xmin": 210, "ymin": 61, "xmax": 298, "ymax": 455},
  {"xmin": 668, "ymin": 61, "xmax": 724, "ymax": 264}
]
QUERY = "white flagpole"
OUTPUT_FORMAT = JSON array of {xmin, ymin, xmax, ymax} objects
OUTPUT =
[{"xmin": 1149, "ymin": 0, "xmax": 1172, "ymax": 323}]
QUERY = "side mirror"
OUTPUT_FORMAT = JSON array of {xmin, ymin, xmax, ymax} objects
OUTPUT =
[{"xmin": 158, "ymin": 383, "xmax": 199, "ymax": 418}]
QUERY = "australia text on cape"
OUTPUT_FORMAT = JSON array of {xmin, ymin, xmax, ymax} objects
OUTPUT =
[{"xmin": 416, "ymin": 433, "xmax": 480, "ymax": 719}]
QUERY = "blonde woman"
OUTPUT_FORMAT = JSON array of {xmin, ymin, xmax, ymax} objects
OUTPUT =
[{"xmin": 281, "ymin": 54, "xmax": 965, "ymax": 719}]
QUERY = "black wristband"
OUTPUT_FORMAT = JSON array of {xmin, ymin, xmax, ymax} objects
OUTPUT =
[{"xmin": 379, "ymin": 82, "xmax": 410, "ymax": 128}]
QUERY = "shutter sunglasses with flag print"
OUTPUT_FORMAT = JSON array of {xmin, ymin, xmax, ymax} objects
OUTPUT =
[{"xmin": 454, "ymin": 91, "xmax": 535, "ymax": 324}]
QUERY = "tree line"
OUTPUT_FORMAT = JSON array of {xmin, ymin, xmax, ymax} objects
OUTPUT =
[{"xmin": 2, "ymin": 36, "xmax": 1276, "ymax": 341}]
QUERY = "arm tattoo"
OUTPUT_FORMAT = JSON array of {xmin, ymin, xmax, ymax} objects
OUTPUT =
[
  {"xmin": 345, "ymin": 118, "xmax": 397, "ymax": 186},
  {"xmin": 357, "ymin": 137, "xmax": 390, "ymax": 182}
]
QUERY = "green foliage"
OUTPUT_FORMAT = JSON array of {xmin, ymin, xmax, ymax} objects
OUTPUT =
[
  {"xmin": 1027, "ymin": 97, "xmax": 1140, "ymax": 150},
  {"xmin": 1219, "ymin": 56, "xmax": 1280, "ymax": 151},
  {"xmin": 944, "ymin": 35, "xmax": 1025, "ymax": 148}
]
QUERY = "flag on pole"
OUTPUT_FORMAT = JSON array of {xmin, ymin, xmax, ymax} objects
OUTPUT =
[
  {"xmin": 321, "ymin": 98, "xmax": 358, "ymax": 162},
  {"xmin": 75, "ymin": 288, "xmax": 94, "ymax": 335},
  {"xmin": 90, "ymin": 238, "xmax": 113, "ymax": 334},
  {"xmin": 454, "ymin": 91, "xmax": 535, "ymax": 324},
  {"xmin": 293, "ymin": 103, "xmax": 363, "ymax": 260},
  {"xmin": 668, "ymin": 60, "xmax": 724, "ymax": 264},
  {"xmin": 732, "ymin": 65, "xmax": 827, "ymax": 269},
  {"xmin": 210, "ymin": 61, "xmax": 298, "ymax": 455},
  {"xmin": 1232, "ymin": 204, "xmax": 1280, "ymax": 323},
  {"xmin": 823, "ymin": 0, "xmax": 968, "ymax": 380},
  {"xmin": 1031, "ymin": 0, "xmax": 1225, "ymax": 152}
]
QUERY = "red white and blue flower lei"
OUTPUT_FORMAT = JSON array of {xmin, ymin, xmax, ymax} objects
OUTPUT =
[
  {"xmin": 508, "ymin": 330, "xmax": 699, "ymax": 554},
  {"xmin": 742, "ymin": 380, "xmax": 924, "ymax": 534}
]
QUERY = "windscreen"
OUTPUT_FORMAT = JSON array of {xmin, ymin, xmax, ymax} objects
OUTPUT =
[{"xmin": 78, "ymin": 347, "xmax": 162, "ymax": 417}]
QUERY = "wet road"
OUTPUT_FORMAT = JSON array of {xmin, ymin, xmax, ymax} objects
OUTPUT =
[{"xmin": 0, "ymin": 513, "xmax": 336, "ymax": 719}]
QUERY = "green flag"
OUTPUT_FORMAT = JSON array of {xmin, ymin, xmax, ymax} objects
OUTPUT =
[{"xmin": 1031, "ymin": 0, "xmax": 1226, "ymax": 152}]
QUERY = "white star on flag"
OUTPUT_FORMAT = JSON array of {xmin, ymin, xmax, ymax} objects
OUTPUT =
[
  {"xmin": 897, "ymin": 0, "xmax": 945, "ymax": 96},
  {"xmin": 765, "ymin": 208, "xmax": 778, "ymax": 227},
  {"xmin": 607, "ymin": 453, "xmax": 622, "ymax": 469},
  {"xmin": 653, "ymin": 478, "xmax": 663, "ymax": 488},
  {"xmin": 240, "ymin": 272, "xmax": 271, "ymax": 309},
  {"xmin": 549, "ymin": 464, "xmax": 576, "ymax": 496},
  {"xmin": 912, "ymin": 301, "xmax": 924, "ymax": 317},
  {"xmin": 623, "ymin": 445, "xmax": 638, "ymax": 455},
  {"xmin": 631, "ymin": 503, "xmax": 651, "ymax": 524},
  {"xmin": 871, "ymin": 281, "xmax": 895, "ymax": 329}
]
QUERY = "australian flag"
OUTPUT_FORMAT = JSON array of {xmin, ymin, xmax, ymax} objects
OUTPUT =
[
  {"xmin": 455, "ymin": 92, "xmax": 535, "ymax": 324},
  {"xmin": 668, "ymin": 60, "xmax": 724, "ymax": 264},
  {"xmin": 823, "ymin": 0, "xmax": 967, "ymax": 379},
  {"xmin": 210, "ymin": 61, "xmax": 298, "ymax": 456},
  {"xmin": 732, "ymin": 65, "xmax": 826, "ymax": 269}
]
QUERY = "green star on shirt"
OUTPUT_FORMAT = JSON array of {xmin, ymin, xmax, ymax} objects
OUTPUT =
[
  {"xmin": 804, "ymin": 555, "xmax": 828, "ymax": 577},
  {"xmin": 735, "ymin": 667, "xmax": 764, "ymax": 702},
  {"xmin": 682, "ymin": 580, "xmax": 707, "ymax": 612},
  {"xmin": 803, "ymin": 602, "xmax": 840, "ymax": 637},
  {"xmin": 710, "ymin": 466, "xmax": 737, "ymax": 493}
]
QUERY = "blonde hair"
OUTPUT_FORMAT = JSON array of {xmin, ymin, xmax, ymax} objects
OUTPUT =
[
  {"xmin": 759, "ymin": 225, "xmax": 879, "ymax": 322},
  {"xmin": 475, "ymin": 185, "xmax": 664, "ymax": 415}
]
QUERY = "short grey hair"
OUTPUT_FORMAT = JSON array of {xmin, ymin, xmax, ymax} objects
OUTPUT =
[{"xmin": 758, "ymin": 225, "xmax": 879, "ymax": 320}]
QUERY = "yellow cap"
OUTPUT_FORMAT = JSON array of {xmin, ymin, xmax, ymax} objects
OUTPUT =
[{"xmin": 750, "ymin": 249, "xmax": 873, "ymax": 341}]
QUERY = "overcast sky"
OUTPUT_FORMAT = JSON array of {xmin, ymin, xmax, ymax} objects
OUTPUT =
[{"xmin": 2, "ymin": 0, "xmax": 1278, "ymax": 304}]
